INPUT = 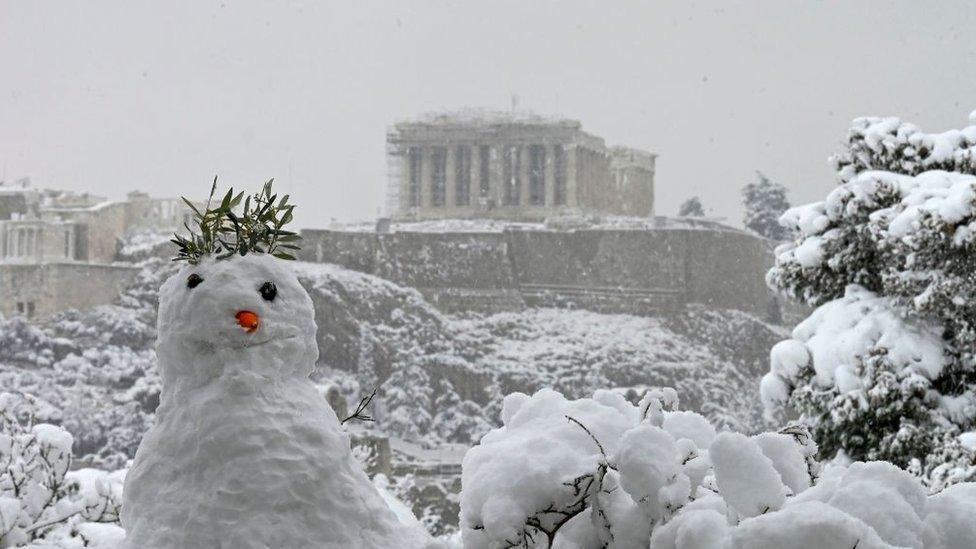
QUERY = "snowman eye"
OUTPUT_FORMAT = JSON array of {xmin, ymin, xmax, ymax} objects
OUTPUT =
[
  {"xmin": 187, "ymin": 273, "xmax": 204, "ymax": 289},
  {"xmin": 259, "ymin": 281, "xmax": 277, "ymax": 301}
]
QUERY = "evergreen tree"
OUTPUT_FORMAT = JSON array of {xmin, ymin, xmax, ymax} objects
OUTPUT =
[
  {"xmin": 742, "ymin": 172, "xmax": 790, "ymax": 240},
  {"xmin": 678, "ymin": 196, "xmax": 705, "ymax": 217},
  {"xmin": 764, "ymin": 115, "xmax": 976, "ymax": 490},
  {"xmin": 431, "ymin": 378, "xmax": 491, "ymax": 442},
  {"xmin": 378, "ymin": 360, "xmax": 433, "ymax": 441}
]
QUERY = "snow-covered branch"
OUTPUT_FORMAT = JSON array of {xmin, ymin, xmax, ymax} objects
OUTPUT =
[
  {"xmin": 0, "ymin": 392, "xmax": 125, "ymax": 548},
  {"xmin": 459, "ymin": 387, "xmax": 976, "ymax": 548}
]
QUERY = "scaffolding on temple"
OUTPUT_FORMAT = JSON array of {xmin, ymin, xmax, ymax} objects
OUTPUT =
[{"xmin": 383, "ymin": 125, "xmax": 402, "ymax": 220}]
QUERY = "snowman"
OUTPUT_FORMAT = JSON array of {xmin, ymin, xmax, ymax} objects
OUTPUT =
[{"xmin": 121, "ymin": 184, "xmax": 433, "ymax": 549}]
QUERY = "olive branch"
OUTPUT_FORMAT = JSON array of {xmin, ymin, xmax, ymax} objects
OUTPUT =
[{"xmin": 171, "ymin": 177, "xmax": 301, "ymax": 264}]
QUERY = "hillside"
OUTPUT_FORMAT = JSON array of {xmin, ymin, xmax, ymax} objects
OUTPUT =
[
  {"xmin": 297, "ymin": 262, "xmax": 786, "ymax": 444},
  {"xmin": 0, "ymin": 251, "xmax": 786, "ymax": 468}
]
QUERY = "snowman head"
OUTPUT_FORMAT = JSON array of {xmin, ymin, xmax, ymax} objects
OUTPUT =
[
  {"xmin": 157, "ymin": 253, "xmax": 318, "ymax": 390},
  {"xmin": 157, "ymin": 254, "xmax": 318, "ymax": 387},
  {"xmin": 158, "ymin": 180, "xmax": 315, "ymax": 391}
]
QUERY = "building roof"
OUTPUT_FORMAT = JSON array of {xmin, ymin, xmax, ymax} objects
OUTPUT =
[
  {"xmin": 610, "ymin": 145, "xmax": 658, "ymax": 161},
  {"xmin": 396, "ymin": 108, "xmax": 581, "ymax": 130}
]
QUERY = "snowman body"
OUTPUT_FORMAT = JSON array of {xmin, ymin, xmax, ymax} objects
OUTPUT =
[{"xmin": 122, "ymin": 254, "xmax": 429, "ymax": 549}]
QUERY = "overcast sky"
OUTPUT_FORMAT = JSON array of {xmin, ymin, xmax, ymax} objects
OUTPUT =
[{"xmin": 3, "ymin": 1, "xmax": 976, "ymax": 228}]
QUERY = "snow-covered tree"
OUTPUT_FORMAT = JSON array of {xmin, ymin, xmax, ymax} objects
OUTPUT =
[
  {"xmin": 765, "ymin": 115, "xmax": 976, "ymax": 490},
  {"xmin": 0, "ymin": 316, "xmax": 60, "ymax": 368},
  {"xmin": 677, "ymin": 197, "xmax": 705, "ymax": 217},
  {"xmin": 0, "ymin": 392, "xmax": 124, "ymax": 548},
  {"xmin": 431, "ymin": 379, "xmax": 492, "ymax": 443},
  {"xmin": 742, "ymin": 172, "xmax": 790, "ymax": 240},
  {"xmin": 459, "ymin": 387, "xmax": 976, "ymax": 548},
  {"xmin": 377, "ymin": 361, "xmax": 434, "ymax": 442}
]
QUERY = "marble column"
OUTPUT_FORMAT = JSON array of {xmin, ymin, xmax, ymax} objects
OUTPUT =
[
  {"xmin": 488, "ymin": 144, "xmax": 503, "ymax": 209},
  {"xmin": 519, "ymin": 144, "xmax": 530, "ymax": 207},
  {"xmin": 544, "ymin": 144, "xmax": 556, "ymax": 207},
  {"xmin": 398, "ymin": 146, "xmax": 410, "ymax": 214},
  {"xmin": 445, "ymin": 144, "xmax": 457, "ymax": 209},
  {"xmin": 566, "ymin": 145, "xmax": 579, "ymax": 208},
  {"xmin": 420, "ymin": 146, "xmax": 433, "ymax": 211}
]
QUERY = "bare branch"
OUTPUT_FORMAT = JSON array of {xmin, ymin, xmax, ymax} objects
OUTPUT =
[
  {"xmin": 341, "ymin": 388, "xmax": 377, "ymax": 425},
  {"xmin": 565, "ymin": 415, "xmax": 608, "ymax": 459}
]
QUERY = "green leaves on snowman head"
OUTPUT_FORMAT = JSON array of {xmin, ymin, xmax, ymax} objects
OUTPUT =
[{"xmin": 172, "ymin": 177, "xmax": 301, "ymax": 265}]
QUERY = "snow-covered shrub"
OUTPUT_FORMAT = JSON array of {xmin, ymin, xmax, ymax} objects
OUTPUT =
[
  {"xmin": 0, "ymin": 393, "xmax": 124, "ymax": 548},
  {"xmin": 459, "ymin": 388, "xmax": 976, "ymax": 548},
  {"xmin": 766, "ymin": 115, "xmax": 976, "ymax": 489},
  {"xmin": 742, "ymin": 172, "xmax": 791, "ymax": 241}
]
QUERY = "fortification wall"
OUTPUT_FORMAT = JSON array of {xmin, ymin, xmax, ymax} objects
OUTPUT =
[
  {"xmin": 303, "ymin": 230, "xmax": 376, "ymax": 272},
  {"xmin": 301, "ymin": 229, "xmax": 523, "ymax": 313},
  {"xmin": 684, "ymin": 230, "xmax": 778, "ymax": 316},
  {"xmin": 373, "ymin": 232, "xmax": 515, "ymax": 290},
  {"xmin": 505, "ymin": 229, "xmax": 691, "ymax": 315},
  {"xmin": 505, "ymin": 229, "xmax": 686, "ymax": 289},
  {"xmin": 299, "ymin": 226, "xmax": 777, "ymax": 319}
]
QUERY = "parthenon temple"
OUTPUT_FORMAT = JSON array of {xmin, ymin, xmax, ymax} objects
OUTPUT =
[{"xmin": 385, "ymin": 110, "xmax": 656, "ymax": 221}]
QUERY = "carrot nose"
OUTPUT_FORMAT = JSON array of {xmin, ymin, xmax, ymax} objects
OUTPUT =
[{"xmin": 235, "ymin": 310, "xmax": 260, "ymax": 333}]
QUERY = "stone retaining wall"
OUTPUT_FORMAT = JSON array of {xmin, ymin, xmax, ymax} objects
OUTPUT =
[
  {"xmin": 0, "ymin": 262, "xmax": 139, "ymax": 318},
  {"xmin": 299, "ymin": 226, "xmax": 780, "ymax": 320}
]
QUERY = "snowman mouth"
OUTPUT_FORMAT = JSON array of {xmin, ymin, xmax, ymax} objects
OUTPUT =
[{"xmin": 242, "ymin": 334, "xmax": 297, "ymax": 348}]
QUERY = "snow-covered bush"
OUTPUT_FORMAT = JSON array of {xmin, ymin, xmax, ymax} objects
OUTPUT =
[
  {"xmin": 459, "ymin": 388, "xmax": 976, "ymax": 548},
  {"xmin": 0, "ymin": 392, "xmax": 124, "ymax": 548},
  {"xmin": 742, "ymin": 172, "xmax": 790, "ymax": 241},
  {"xmin": 766, "ymin": 115, "xmax": 976, "ymax": 489}
]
